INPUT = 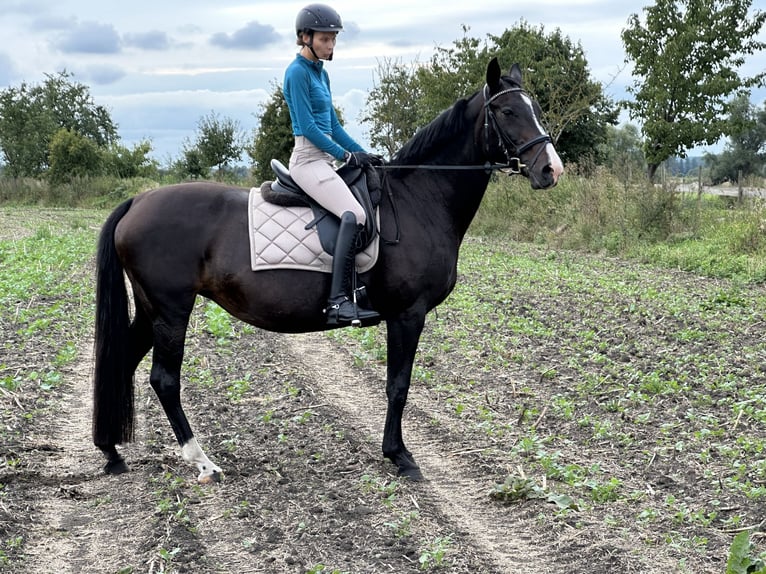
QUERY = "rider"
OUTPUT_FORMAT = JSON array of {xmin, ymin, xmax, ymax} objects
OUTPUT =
[{"xmin": 284, "ymin": 3, "xmax": 382, "ymax": 327}]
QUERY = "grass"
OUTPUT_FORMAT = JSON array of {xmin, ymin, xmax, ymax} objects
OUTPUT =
[{"xmin": 471, "ymin": 170, "xmax": 766, "ymax": 282}]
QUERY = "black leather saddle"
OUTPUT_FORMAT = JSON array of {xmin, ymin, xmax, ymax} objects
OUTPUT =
[{"xmin": 263, "ymin": 159, "xmax": 381, "ymax": 255}]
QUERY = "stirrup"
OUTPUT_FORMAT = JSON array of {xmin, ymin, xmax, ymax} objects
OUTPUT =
[{"xmin": 325, "ymin": 297, "xmax": 380, "ymax": 328}]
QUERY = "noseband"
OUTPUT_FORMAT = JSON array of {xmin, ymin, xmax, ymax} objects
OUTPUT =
[{"xmin": 483, "ymin": 85, "xmax": 552, "ymax": 174}]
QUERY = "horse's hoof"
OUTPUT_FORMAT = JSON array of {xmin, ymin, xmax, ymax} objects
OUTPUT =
[
  {"xmin": 104, "ymin": 459, "xmax": 129, "ymax": 475},
  {"xmin": 398, "ymin": 465, "xmax": 425, "ymax": 481},
  {"xmin": 198, "ymin": 470, "xmax": 223, "ymax": 485},
  {"xmin": 390, "ymin": 452, "xmax": 424, "ymax": 481}
]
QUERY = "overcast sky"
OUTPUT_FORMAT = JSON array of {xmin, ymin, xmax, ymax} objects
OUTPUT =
[{"xmin": 1, "ymin": 0, "xmax": 764, "ymax": 163}]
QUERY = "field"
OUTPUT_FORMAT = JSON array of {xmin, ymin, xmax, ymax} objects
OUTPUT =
[{"xmin": 1, "ymin": 206, "xmax": 765, "ymax": 573}]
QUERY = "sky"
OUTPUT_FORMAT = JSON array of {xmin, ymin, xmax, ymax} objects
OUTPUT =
[{"xmin": 0, "ymin": 0, "xmax": 764, "ymax": 164}]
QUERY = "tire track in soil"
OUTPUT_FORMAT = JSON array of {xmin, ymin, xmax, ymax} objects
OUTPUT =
[
  {"xmin": 18, "ymin": 344, "xmax": 157, "ymax": 574},
  {"xmin": 285, "ymin": 331, "xmax": 555, "ymax": 574}
]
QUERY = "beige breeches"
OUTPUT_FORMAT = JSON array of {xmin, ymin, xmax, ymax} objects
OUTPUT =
[{"xmin": 288, "ymin": 136, "xmax": 366, "ymax": 225}]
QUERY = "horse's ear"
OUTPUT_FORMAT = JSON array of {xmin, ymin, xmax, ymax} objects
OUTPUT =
[
  {"xmin": 486, "ymin": 57, "xmax": 501, "ymax": 89},
  {"xmin": 509, "ymin": 63, "xmax": 523, "ymax": 86}
]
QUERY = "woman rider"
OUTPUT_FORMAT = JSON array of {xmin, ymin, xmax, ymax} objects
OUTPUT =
[{"xmin": 284, "ymin": 3, "xmax": 382, "ymax": 327}]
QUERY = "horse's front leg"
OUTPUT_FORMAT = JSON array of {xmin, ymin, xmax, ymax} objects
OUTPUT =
[
  {"xmin": 151, "ymin": 323, "xmax": 222, "ymax": 484},
  {"xmin": 383, "ymin": 311, "xmax": 426, "ymax": 480}
]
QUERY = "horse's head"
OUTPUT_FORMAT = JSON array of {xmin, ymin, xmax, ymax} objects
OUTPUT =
[{"xmin": 480, "ymin": 58, "xmax": 563, "ymax": 189}]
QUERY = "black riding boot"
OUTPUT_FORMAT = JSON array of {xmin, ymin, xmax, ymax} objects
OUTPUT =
[{"xmin": 325, "ymin": 211, "xmax": 380, "ymax": 327}]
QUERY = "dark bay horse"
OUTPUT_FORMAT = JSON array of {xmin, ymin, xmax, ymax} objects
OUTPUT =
[{"xmin": 93, "ymin": 58, "xmax": 563, "ymax": 483}]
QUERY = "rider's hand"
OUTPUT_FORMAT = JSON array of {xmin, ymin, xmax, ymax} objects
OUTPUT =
[{"xmin": 345, "ymin": 151, "xmax": 384, "ymax": 167}]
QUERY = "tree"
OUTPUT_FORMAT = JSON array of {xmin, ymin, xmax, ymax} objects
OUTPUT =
[
  {"xmin": 360, "ymin": 58, "xmax": 421, "ymax": 157},
  {"xmin": 599, "ymin": 124, "xmax": 646, "ymax": 183},
  {"xmin": 0, "ymin": 85, "xmax": 55, "ymax": 176},
  {"xmin": 621, "ymin": 0, "xmax": 766, "ymax": 181},
  {"xmin": 0, "ymin": 71, "xmax": 117, "ymax": 177},
  {"xmin": 412, "ymin": 27, "xmax": 487, "ymax": 128},
  {"xmin": 194, "ymin": 111, "xmax": 244, "ymax": 177},
  {"xmin": 706, "ymin": 95, "xmax": 766, "ymax": 183},
  {"xmin": 248, "ymin": 82, "xmax": 294, "ymax": 183},
  {"xmin": 361, "ymin": 23, "xmax": 617, "ymax": 164},
  {"xmin": 48, "ymin": 128, "xmax": 102, "ymax": 184},
  {"xmin": 103, "ymin": 139, "xmax": 158, "ymax": 179},
  {"xmin": 174, "ymin": 141, "xmax": 209, "ymax": 180}
]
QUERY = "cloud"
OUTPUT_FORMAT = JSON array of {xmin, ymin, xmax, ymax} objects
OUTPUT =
[
  {"xmin": 3, "ymin": 1, "xmax": 46, "ymax": 15},
  {"xmin": 210, "ymin": 21, "xmax": 281, "ymax": 50},
  {"xmin": 342, "ymin": 21, "xmax": 361, "ymax": 41},
  {"xmin": 102, "ymin": 87, "xmax": 271, "ymax": 160},
  {"xmin": 0, "ymin": 52, "xmax": 17, "ymax": 85},
  {"xmin": 83, "ymin": 64, "xmax": 126, "ymax": 85},
  {"xmin": 30, "ymin": 15, "xmax": 77, "ymax": 31},
  {"xmin": 123, "ymin": 31, "xmax": 171, "ymax": 51},
  {"xmin": 53, "ymin": 21, "xmax": 122, "ymax": 54}
]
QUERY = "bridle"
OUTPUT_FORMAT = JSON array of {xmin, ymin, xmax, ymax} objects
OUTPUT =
[
  {"xmin": 378, "ymin": 83, "xmax": 553, "ymax": 174},
  {"xmin": 375, "ymin": 84, "xmax": 554, "ymax": 245},
  {"xmin": 482, "ymin": 84, "xmax": 553, "ymax": 174}
]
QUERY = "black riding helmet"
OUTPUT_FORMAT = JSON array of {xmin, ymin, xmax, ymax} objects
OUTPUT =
[
  {"xmin": 295, "ymin": 4, "xmax": 343, "ymax": 36},
  {"xmin": 296, "ymin": 4, "xmax": 342, "ymax": 61}
]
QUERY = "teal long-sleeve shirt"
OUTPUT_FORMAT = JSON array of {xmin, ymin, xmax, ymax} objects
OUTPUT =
[{"xmin": 283, "ymin": 53, "xmax": 364, "ymax": 161}]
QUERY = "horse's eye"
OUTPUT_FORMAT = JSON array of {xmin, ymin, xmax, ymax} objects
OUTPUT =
[{"xmin": 501, "ymin": 108, "xmax": 515, "ymax": 117}]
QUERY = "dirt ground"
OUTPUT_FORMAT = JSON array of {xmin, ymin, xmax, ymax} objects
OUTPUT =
[
  {"xmin": 1, "ymin": 317, "xmax": 758, "ymax": 574},
  {"xmin": 1, "ymin": 325, "xmax": 548, "ymax": 574},
  {"xmin": 3, "ymin": 318, "xmax": 565, "ymax": 574},
  {"xmin": 1, "ymin": 210, "xmax": 765, "ymax": 573}
]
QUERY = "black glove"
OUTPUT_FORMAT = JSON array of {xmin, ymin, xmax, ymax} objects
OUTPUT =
[{"xmin": 345, "ymin": 151, "xmax": 384, "ymax": 167}]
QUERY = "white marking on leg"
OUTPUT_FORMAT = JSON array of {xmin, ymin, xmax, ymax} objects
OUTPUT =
[{"xmin": 181, "ymin": 437, "xmax": 222, "ymax": 483}]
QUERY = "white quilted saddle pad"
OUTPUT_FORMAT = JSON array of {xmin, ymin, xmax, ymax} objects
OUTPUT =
[{"xmin": 248, "ymin": 187, "xmax": 378, "ymax": 273}]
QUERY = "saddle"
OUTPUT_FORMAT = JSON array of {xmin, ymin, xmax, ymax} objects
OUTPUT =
[{"xmin": 262, "ymin": 159, "xmax": 381, "ymax": 256}]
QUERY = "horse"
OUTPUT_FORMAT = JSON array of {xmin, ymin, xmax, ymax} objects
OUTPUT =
[{"xmin": 92, "ymin": 57, "xmax": 563, "ymax": 483}]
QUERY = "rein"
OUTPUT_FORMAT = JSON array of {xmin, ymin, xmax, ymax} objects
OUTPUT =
[{"xmin": 376, "ymin": 160, "xmax": 522, "ymax": 174}]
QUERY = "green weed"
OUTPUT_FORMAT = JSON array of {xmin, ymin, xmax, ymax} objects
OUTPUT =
[{"xmin": 726, "ymin": 531, "xmax": 766, "ymax": 574}]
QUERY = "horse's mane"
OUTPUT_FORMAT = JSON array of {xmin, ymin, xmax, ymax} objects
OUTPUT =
[{"xmin": 392, "ymin": 95, "xmax": 473, "ymax": 165}]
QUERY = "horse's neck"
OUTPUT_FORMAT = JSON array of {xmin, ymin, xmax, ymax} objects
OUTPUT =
[
  {"xmin": 395, "ymin": 168, "xmax": 491, "ymax": 240},
  {"xmin": 393, "ymin": 99, "xmax": 491, "ymax": 239}
]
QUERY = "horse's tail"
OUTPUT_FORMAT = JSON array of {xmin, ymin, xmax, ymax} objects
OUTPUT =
[{"xmin": 93, "ymin": 198, "xmax": 135, "ymax": 448}]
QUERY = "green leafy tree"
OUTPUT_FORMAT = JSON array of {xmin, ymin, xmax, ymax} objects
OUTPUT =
[
  {"xmin": 412, "ymin": 27, "xmax": 487, "ymax": 128},
  {"xmin": 103, "ymin": 139, "xmax": 158, "ymax": 179},
  {"xmin": 360, "ymin": 58, "xmax": 421, "ymax": 157},
  {"xmin": 707, "ymin": 95, "xmax": 766, "ymax": 183},
  {"xmin": 599, "ymin": 124, "xmax": 647, "ymax": 183},
  {"xmin": 0, "ymin": 86, "xmax": 55, "ymax": 176},
  {"xmin": 362, "ymin": 23, "xmax": 617, "ymax": 164},
  {"xmin": 0, "ymin": 71, "xmax": 117, "ymax": 177},
  {"xmin": 249, "ymin": 82, "xmax": 294, "ymax": 183},
  {"xmin": 621, "ymin": 0, "xmax": 766, "ymax": 181},
  {"xmin": 175, "ymin": 141, "xmax": 209, "ymax": 180},
  {"xmin": 47, "ymin": 128, "xmax": 102, "ymax": 184},
  {"xmin": 194, "ymin": 110, "xmax": 244, "ymax": 177}
]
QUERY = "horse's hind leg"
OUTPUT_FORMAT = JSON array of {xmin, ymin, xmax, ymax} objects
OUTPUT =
[
  {"xmin": 99, "ymin": 302, "xmax": 154, "ymax": 475},
  {"xmin": 150, "ymin": 318, "xmax": 222, "ymax": 483}
]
